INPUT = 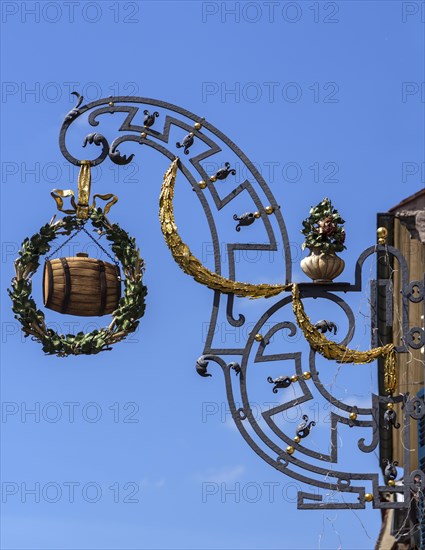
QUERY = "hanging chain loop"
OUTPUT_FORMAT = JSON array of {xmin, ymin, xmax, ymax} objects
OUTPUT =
[
  {"xmin": 45, "ymin": 221, "xmax": 85, "ymax": 261},
  {"xmin": 80, "ymin": 225, "xmax": 119, "ymax": 266},
  {"xmin": 45, "ymin": 221, "xmax": 118, "ymax": 266}
]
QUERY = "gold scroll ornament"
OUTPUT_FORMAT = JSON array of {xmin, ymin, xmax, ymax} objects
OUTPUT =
[
  {"xmin": 159, "ymin": 159, "xmax": 291, "ymax": 299},
  {"xmin": 291, "ymin": 284, "xmax": 397, "ymax": 395},
  {"xmin": 51, "ymin": 161, "xmax": 118, "ymax": 218}
]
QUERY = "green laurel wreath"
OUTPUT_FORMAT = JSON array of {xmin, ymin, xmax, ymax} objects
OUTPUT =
[{"xmin": 8, "ymin": 208, "xmax": 147, "ymax": 357}]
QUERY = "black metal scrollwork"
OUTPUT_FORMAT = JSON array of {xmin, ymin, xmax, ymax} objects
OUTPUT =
[
  {"xmin": 196, "ymin": 356, "xmax": 212, "ymax": 378},
  {"xmin": 383, "ymin": 404, "xmax": 400, "ymax": 430},
  {"xmin": 383, "ymin": 459, "xmax": 398, "ymax": 484},
  {"xmin": 210, "ymin": 162, "xmax": 236, "ymax": 182},
  {"xmin": 228, "ymin": 362, "xmax": 241, "ymax": 376},
  {"xmin": 233, "ymin": 212, "xmax": 258, "ymax": 231},
  {"xmin": 313, "ymin": 320, "xmax": 338, "ymax": 335},
  {"xmin": 405, "ymin": 395, "xmax": 424, "ymax": 420},
  {"xmin": 267, "ymin": 375, "xmax": 292, "ymax": 393},
  {"xmin": 296, "ymin": 415, "xmax": 316, "ymax": 439},
  {"xmin": 58, "ymin": 93, "xmax": 423, "ymax": 512},
  {"xmin": 403, "ymin": 279, "xmax": 424, "ymax": 303},
  {"xmin": 143, "ymin": 109, "xmax": 159, "ymax": 128},
  {"xmin": 176, "ymin": 132, "xmax": 194, "ymax": 155},
  {"xmin": 64, "ymin": 91, "xmax": 84, "ymax": 122}
]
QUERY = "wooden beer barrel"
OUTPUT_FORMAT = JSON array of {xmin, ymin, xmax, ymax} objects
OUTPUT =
[{"xmin": 43, "ymin": 253, "xmax": 121, "ymax": 316}]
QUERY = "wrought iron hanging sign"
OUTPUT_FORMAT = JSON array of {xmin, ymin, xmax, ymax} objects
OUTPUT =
[
  {"xmin": 10, "ymin": 93, "xmax": 424, "ymax": 515},
  {"xmin": 9, "ymin": 158, "xmax": 146, "ymax": 356}
]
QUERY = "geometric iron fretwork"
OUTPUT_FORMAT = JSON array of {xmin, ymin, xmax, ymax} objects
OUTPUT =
[{"xmin": 59, "ymin": 94, "xmax": 424, "ymax": 511}]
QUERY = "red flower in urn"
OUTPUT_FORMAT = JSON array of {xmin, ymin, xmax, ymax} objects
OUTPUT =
[
  {"xmin": 300, "ymin": 198, "xmax": 346, "ymax": 282},
  {"xmin": 318, "ymin": 216, "xmax": 337, "ymax": 237},
  {"xmin": 301, "ymin": 198, "xmax": 346, "ymax": 254}
]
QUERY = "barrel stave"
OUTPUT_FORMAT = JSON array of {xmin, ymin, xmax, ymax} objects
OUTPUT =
[{"xmin": 43, "ymin": 256, "xmax": 121, "ymax": 316}]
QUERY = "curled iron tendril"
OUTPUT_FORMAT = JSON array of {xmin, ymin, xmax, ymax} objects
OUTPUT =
[
  {"xmin": 143, "ymin": 110, "xmax": 159, "ymax": 128},
  {"xmin": 196, "ymin": 356, "xmax": 240, "ymax": 378},
  {"xmin": 210, "ymin": 162, "xmax": 236, "ymax": 182},
  {"xmin": 267, "ymin": 375, "xmax": 292, "ymax": 393},
  {"xmin": 196, "ymin": 357, "xmax": 212, "ymax": 378},
  {"xmin": 176, "ymin": 133, "xmax": 194, "ymax": 155},
  {"xmin": 383, "ymin": 407, "xmax": 400, "ymax": 430},
  {"xmin": 233, "ymin": 212, "xmax": 257, "ymax": 232},
  {"xmin": 82, "ymin": 133, "xmax": 134, "ymax": 166},
  {"xmin": 383, "ymin": 458, "xmax": 398, "ymax": 483},
  {"xmin": 64, "ymin": 91, "xmax": 84, "ymax": 122},
  {"xmin": 314, "ymin": 320, "xmax": 338, "ymax": 335},
  {"xmin": 228, "ymin": 362, "xmax": 241, "ymax": 376},
  {"xmin": 296, "ymin": 415, "xmax": 316, "ymax": 439}
]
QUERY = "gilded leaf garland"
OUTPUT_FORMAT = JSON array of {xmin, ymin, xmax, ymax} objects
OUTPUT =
[
  {"xmin": 291, "ymin": 284, "xmax": 396, "ymax": 395},
  {"xmin": 159, "ymin": 159, "xmax": 290, "ymax": 299}
]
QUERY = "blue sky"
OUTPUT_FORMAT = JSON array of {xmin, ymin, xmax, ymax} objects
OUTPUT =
[{"xmin": 1, "ymin": 1, "xmax": 424, "ymax": 549}]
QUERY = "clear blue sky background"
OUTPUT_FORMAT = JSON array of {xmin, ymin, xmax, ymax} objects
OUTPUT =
[{"xmin": 1, "ymin": 1, "xmax": 424, "ymax": 549}]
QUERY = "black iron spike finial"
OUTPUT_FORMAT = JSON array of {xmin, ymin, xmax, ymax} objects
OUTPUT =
[
  {"xmin": 176, "ymin": 132, "xmax": 194, "ymax": 155},
  {"xmin": 314, "ymin": 320, "xmax": 338, "ymax": 335},
  {"xmin": 109, "ymin": 149, "xmax": 135, "ymax": 165},
  {"xmin": 383, "ymin": 458, "xmax": 398, "ymax": 484},
  {"xmin": 82, "ymin": 132, "xmax": 107, "ymax": 149},
  {"xmin": 210, "ymin": 162, "xmax": 237, "ymax": 182},
  {"xmin": 196, "ymin": 357, "xmax": 212, "ymax": 378},
  {"xmin": 143, "ymin": 109, "xmax": 159, "ymax": 128},
  {"xmin": 383, "ymin": 403, "xmax": 400, "ymax": 430},
  {"xmin": 64, "ymin": 91, "xmax": 84, "ymax": 122},
  {"xmin": 296, "ymin": 415, "xmax": 316, "ymax": 439},
  {"xmin": 228, "ymin": 362, "xmax": 241, "ymax": 376},
  {"xmin": 233, "ymin": 212, "xmax": 260, "ymax": 232},
  {"xmin": 267, "ymin": 375, "xmax": 292, "ymax": 393}
]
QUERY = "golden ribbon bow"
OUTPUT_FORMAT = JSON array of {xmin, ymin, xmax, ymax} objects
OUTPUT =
[{"xmin": 51, "ymin": 161, "xmax": 118, "ymax": 219}]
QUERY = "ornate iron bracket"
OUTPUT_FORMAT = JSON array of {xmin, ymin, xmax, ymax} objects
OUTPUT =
[{"xmin": 58, "ymin": 93, "xmax": 424, "ymax": 511}]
